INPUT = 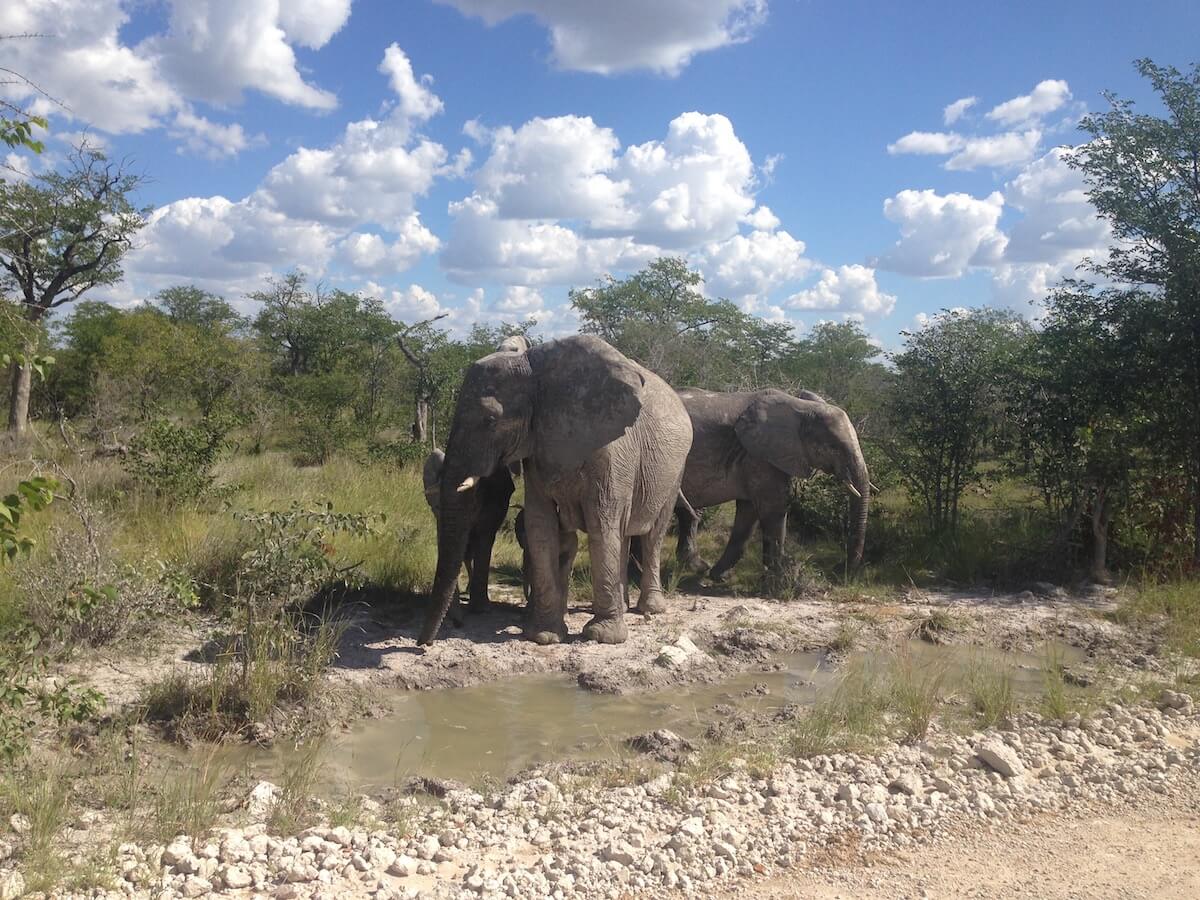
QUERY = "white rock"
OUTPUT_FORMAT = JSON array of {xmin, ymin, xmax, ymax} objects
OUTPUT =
[
  {"xmin": 864, "ymin": 803, "xmax": 888, "ymax": 824},
  {"xmin": 975, "ymin": 740, "xmax": 1025, "ymax": 778},
  {"xmin": 219, "ymin": 865, "xmax": 253, "ymax": 889},
  {"xmin": 657, "ymin": 645, "xmax": 691, "ymax": 667},
  {"xmin": 388, "ymin": 855, "xmax": 415, "ymax": 877},
  {"xmin": 675, "ymin": 635, "xmax": 700, "ymax": 655},
  {"xmin": 180, "ymin": 875, "xmax": 212, "ymax": 898},
  {"xmin": 7, "ymin": 816, "xmax": 29, "ymax": 836},
  {"xmin": 0, "ymin": 872, "xmax": 24, "ymax": 900},
  {"xmin": 246, "ymin": 781, "xmax": 280, "ymax": 819},
  {"xmin": 162, "ymin": 840, "xmax": 195, "ymax": 870},
  {"xmin": 889, "ymin": 773, "xmax": 922, "ymax": 796}
]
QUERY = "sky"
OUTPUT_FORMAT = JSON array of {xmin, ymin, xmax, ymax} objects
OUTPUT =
[{"xmin": 2, "ymin": 0, "xmax": 1198, "ymax": 347}]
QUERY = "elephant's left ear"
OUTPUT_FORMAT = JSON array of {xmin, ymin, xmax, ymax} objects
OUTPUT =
[
  {"xmin": 529, "ymin": 335, "xmax": 644, "ymax": 474},
  {"xmin": 734, "ymin": 390, "xmax": 817, "ymax": 478}
]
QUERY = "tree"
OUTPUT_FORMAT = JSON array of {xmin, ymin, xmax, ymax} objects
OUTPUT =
[
  {"xmin": 1068, "ymin": 58, "xmax": 1200, "ymax": 565},
  {"xmin": 1, "ymin": 40, "xmax": 49, "ymax": 156},
  {"xmin": 570, "ymin": 256, "xmax": 795, "ymax": 387},
  {"xmin": 782, "ymin": 321, "xmax": 886, "ymax": 416},
  {"xmin": 888, "ymin": 308, "xmax": 1030, "ymax": 534},
  {"xmin": 0, "ymin": 146, "xmax": 148, "ymax": 434},
  {"xmin": 154, "ymin": 285, "xmax": 246, "ymax": 334},
  {"xmin": 395, "ymin": 314, "xmax": 452, "ymax": 446},
  {"xmin": 1014, "ymin": 283, "xmax": 1152, "ymax": 580}
]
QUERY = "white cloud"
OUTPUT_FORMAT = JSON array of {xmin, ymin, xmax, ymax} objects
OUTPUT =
[
  {"xmin": 943, "ymin": 96, "xmax": 977, "ymax": 125},
  {"xmin": 743, "ymin": 205, "xmax": 780, "ymax": 231},
  {"xmin": 877, "ymin": 189, "xmax": 1007, "ymax": 278},
  {"xmin": 437, "ymin": 0, "xmax": 767, "ymax": 75},
  {"xmin": 442, "ymin": 111, "xmax": 761, "ymax": 287},
  {"xmin": 169, "ymin": 108, "xmax": 263, "ymax": 159},
  {"xmin": 1002, "ymin": 147, "xmax": 1109, "ymax": 265},
  {"xmin": 0, "ymin": 0, "xmax": 350, "ymax": 149},
  {"xmin": 786, "ymin": 265, "xmax": 896, "ymax": 316},
  {"xmin": 945, "ymin": 129, "xmax": 1041, "ymax": 171},
  {"xmin": 699, "ymin": 228, "xmax": 811, "ymax": 301},
  {"xmin": 147, "ymin": 0, "xmax": 344, "ymax": 110},
  {"xmin": 987, "ymin": 79, "xmax": 1071, "ymax": 126},
  {"xmin": 122, "ymin": 46, "xmax": 451, "ymax": 295},
  {"xmin": 887, "ymin": 131, "xmax": 965, "ymax": 156},
  {"xmin": 377, "ymin": 284, "xmax": 448, "ymax": 322},
  {"xmin": 379, "ymin": 43, "xmax": 445, "ymax": 127},
  {"xmin": 495, "ymin": 285, "xmax": 545, "ymax": 313}
]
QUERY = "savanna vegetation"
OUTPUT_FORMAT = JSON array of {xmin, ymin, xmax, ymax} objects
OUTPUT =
[{"xmin": 0, "ymin": 54, "xmax": 1197, "ymax": 841}]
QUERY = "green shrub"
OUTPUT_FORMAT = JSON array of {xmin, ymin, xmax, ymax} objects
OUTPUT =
[{"xmin": 125, "ymin": 415, "xmax": 234, "ymax": 500}]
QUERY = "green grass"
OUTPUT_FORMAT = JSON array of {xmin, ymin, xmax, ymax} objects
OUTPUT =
[
  {"xmin": 1112, "ymin": 581, "xmax": 1200, "ymax": 658},
  {"xmin": 0, "ymin": 762, "xmax": 74, "ymax": 892},
  {"xmin": 962, "ymin": 653, "xmax": 1017, "ymax": 728}
]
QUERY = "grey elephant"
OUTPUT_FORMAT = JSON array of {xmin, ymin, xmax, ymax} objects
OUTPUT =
[
  {"xmin": 419, "ymin": 335, "xmax": 692, "ymax": 646},
  {"xmin": 422, "ymin": 449, "xmax": 515, "ymax": 614},
  {"xmin": 672, "ymin": 388, "xmax": 870, "ymax": 579}
]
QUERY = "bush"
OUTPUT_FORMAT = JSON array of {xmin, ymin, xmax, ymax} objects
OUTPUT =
[
  {"xmin": 365, "ymin": 437, "xmax": 427, "ymax": 469},
  {"xmin": 125, "ymin": 414, "xmax": 234, "ymax": 500}
]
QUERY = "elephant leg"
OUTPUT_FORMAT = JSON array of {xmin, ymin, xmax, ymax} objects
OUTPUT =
[
  {"xmin": 625, "ymin": 535, "xmax": 644, "ymax": 608},
  {"xmin": 635, "ymin": 499, "xmax": 673, "ymax": 615},
  {"xmin": 760, "ymin": 502, "xmax": 789, "ymax": 578},
  {"xmin": 556, "ymin": 529, "xmax": 578, "ymax": 614},
  {"xmin": 708, "ymin": 500, "xmax": 758, "ymax": 581},
  {"xmin": 675, "ymin": 503, "xmax": 708, "ymax": 571},
  {"xmin": 521, "ymin": 547, "xmax": 532, "ymax": 607},
  {"xmin": 467, "ymin": 526, "xmax": 498, "ymax": 613},
  {"xmin": 522, "ymin": 484, "xmax": 568, "ymax": 645},
  {"xmin": 580, "ymin": 512, "xmax": 629, "ymax": 644}
]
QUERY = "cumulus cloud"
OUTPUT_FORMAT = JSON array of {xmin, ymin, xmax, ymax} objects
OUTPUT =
[
  {"xmin": 379, "ymin": 42, "xmax": 445, "ymax": 126},
  {"xmin": 945, "ymin": 129, "xmax": 1041, "ymax": 171},
  {"xmin": 0, "ymin": 0, "xmax": 350, "ymax": 148},
  {"xmin": 1002, "ymin": 147, "xmax": 1109, "ymax": 265},
  {"xmin": 877, "ymin": 189, "xmax": 1007, "ymax": 278},
  {"xmin": 786, "ymin": 265, "xmax": 895, "ymax": 316},
  {"xmin": 699, "ymin": 228, "xmax": 811, "ymax": 301},
  {"xmin": 123, "ymin": 46, "xmax": 450, "ymax": 295},
  {"xmin": 943, "ymin": 96, "xmax": 977, "ymax": 125},
  {"xmin": 436, "ymin": 0, "xmax": 767, "ymax": 75},
  {"xmin": 169, "ymin": 108, "xmax": 263, "ymax": 159},
  {"xmin": 887, "ymin": 131, "xmax": 965, "ymax": 156},
  {"xmin": 987, "ymin": 79, "xmax": 1071, "ymax": 126},
  {"xmin": 443, "ymin": 111, "xmax": 764, "ymax": 288}
]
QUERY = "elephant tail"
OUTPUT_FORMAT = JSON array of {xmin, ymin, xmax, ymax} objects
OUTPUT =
[{"xmin": 676, "ymin": 489, "xmax": 698, "ymax": 520}]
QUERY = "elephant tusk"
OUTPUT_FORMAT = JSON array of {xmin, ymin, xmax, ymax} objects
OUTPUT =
[
  {"xmin": 456, "ymin": 476, "xmax": 478, "ymax": 492},
  {"xmin": 869, "ymin": 482, "xmax": 880, "ymax": 493},
  {"xmin": 844, "ymin": 481, "xmax": 862, "ymax": 499}
]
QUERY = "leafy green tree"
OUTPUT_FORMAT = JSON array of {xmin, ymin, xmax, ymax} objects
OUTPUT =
[
  {"xmin": 154, "ymin": 285, "xmax": 246, "ymax": 334},
  {"xmin": 1068, "ymin": 58, "xmax": 1200, "ymax": 565},
  {"xmin": 888, "ymin": 308, "xmax": 1031, "ymax": 534},
  {"xmin": 1014, "ymin": 284, "xmax": 1152, "ymax": 580},
  {"xmin": 782, "ymin": 321, "xmax": 886, "ymax": 416},
  {"xmin": 570, "ymin": 256, "xmax": 795, "ymax": 387},
  {"xmin": 0, "ymin": 146, "xmax": 148, "ymax": 434}
]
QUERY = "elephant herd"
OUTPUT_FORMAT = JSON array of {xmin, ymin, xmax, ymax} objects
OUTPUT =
[{"xmin": 417, "ymin": 334, "xmax": 870, "ymax": 647}]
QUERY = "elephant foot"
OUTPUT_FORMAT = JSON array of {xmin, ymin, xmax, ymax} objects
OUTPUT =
[
  {"xmin": 682, "ymin": 554, "xmax": 710, "ymax": 573},
  {"xmin": 526, "ymin": 622, "xmax": 568, "ymax": 645},
  {"xmin": 467, "ymin": 597, "xmax": 493, "ymax": 615},
  {"xmin": 581, "ymin": 616, "xmax": 628, "ymax": 644},
  {"xmin": 636, "ymin": 590, "xmax": 667, "ymax": 616}
]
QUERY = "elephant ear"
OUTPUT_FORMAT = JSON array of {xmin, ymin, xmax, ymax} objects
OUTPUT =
[
  {"xmin": 422, "ymin": 449, "xmax": 445, "ymax": 513},
  {"xmin": 734, "ymin": 390, "xmax": 818, "ymax": 478},
  {"xmin": 529, "ymin": 335, "xmax": 645, "ymax": 475}
]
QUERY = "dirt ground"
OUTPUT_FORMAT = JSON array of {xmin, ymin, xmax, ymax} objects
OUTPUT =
[
  {"xmin": 721, "ymin": 772, "xmax": 1200, "ymax": 900},
  {"xmin": 72, "ymin": 579, "xmax": 1154, "ymax": 712}
]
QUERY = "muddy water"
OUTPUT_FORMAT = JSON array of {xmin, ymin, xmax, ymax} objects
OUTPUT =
[{"xmin": 216, "ymin": 641, "xmax": 1083, "ymax": 793}]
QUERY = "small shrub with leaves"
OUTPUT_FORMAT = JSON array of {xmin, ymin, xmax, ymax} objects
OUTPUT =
[
  {"xmin": 365, "ymin": 437, "xmax": 427, "ymax": 469},
  {"xmin": 125, "ymin": 414, "xmax": 235, "ymax": 499}
]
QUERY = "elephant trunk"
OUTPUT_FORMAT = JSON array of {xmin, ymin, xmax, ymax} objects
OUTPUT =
[
  {"xmin": 847, "ymin": 455, "xmax": 870, "ymax": 570},
  {"xmin": 418, "ymin": 474, "xmax": 473, "ymax": 645}
]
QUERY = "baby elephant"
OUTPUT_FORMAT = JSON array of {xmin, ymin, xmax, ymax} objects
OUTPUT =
[{"xmin": 422, "ymin": 449, "xmax": 515, "ymax": 614}]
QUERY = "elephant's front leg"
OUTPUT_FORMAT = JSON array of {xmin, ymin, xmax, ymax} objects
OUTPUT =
[
  {"xmin": 579, "ymin": 512, "xmax": 630, "ymax": 644},
  {"xmin": 466, "ymin": 526, "xmax": 498, "ymax": 613},
  {"xmin": 635, "ymin": 500, "xmax": 674, "ymax": 615},
  {"xmin": 759, "ymin": 502, "xmax": 789, "ymax": 580},
  {"xmin": 522, "ymin": 484, "xmax": 568, "ymax": 645}
]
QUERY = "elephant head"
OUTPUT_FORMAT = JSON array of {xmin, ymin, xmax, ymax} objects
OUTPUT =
[
  {"xmin": 736, "ymin": 390, "xmax": 870, "ymax": 568},
  {"xmin": 419, "ymin": 335, "xmax": 645, "ymax": 644}
]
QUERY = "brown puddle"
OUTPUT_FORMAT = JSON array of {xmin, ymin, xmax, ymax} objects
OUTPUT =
[{"xmin": 197, "ymin": 640, "xmax": 1085, "ymax": 792}]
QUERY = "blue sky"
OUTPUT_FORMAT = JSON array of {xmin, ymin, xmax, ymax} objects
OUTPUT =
[{"xmin": 3, "ymin": 0, "xmax": 1198, "ymax": 346}]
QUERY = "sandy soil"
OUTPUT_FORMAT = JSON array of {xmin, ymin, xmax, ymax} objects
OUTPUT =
[
  {"xmin": 326, "ymin": 581, "xmax": 1144, "ymax": 695},
  {"xmin": 721, "ymin": 772, "xmax": 1200, "ymax": 900}
]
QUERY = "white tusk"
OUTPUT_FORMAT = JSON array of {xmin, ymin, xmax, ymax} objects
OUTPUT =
[
  {"xmin": 844, "ymin": 481, "xmax": 862, "ymax": 499},
  {"xmin": 456, "ymin": 476, "xmax": 478, "ymax": 493},
  {"xmin": 869, "ymin": 482, "xmax": 880, "ymax": 493}
]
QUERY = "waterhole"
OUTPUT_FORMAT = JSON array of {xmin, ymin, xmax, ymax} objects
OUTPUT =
[{"xmin": 199, "ymin": 640, "xmax": 1084, "ymax": 793}]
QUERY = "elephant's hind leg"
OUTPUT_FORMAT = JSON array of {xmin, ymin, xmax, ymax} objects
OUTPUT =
[
  {"xmin": 522, "ymin": 485, "xmax": 569, "ymax": 645},
  {"xmin": 635, "ymin": 499, "xmax": 674, "ymax": 615},
  {"xmin": 708, "ymin": 499, "xmax": 758, "ymax": 581},
  {"xmin": 675, "ymin": 503, "xmax": 709, "ymax": 572}
]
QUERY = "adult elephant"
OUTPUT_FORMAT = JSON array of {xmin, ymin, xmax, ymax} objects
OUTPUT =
[
  {"xmin": 421, "ymin": 450, "xmax": 515, "ymax": 614},
  {"xmin": 419, "ymin": 335, "xmax": 692, "ymax": 646},
  {"xmin": 673, "ymin": 388, "xmax": 869, "ymax": 579}
]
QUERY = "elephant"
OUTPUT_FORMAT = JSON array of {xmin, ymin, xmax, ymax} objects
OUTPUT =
[
  {"xmin": 671, "ymin": 388, "xmax": 870, "ymax": 579},
  {"xmin": 419, "ymin": 334, "xmax": 693, "ymax": 646},
  {"xmin": 421, "ymin": 449, "xmax": 515, "ymax": 614}
]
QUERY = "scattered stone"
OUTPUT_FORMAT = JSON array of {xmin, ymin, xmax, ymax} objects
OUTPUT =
[
  {"xmin": 0, "ymin": 872, "xmax": 24, "ymax": 900},
  {"xmin": 975, "ymin": 739, "xmax": 1025, "ymax": 778},
  {"xmin": 625, "ymin": 729, "xmax": 696, "ymax": 763},
  {"xmin": 246, "ymin": 781, "xmax": 281, "ymax": 819}
]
